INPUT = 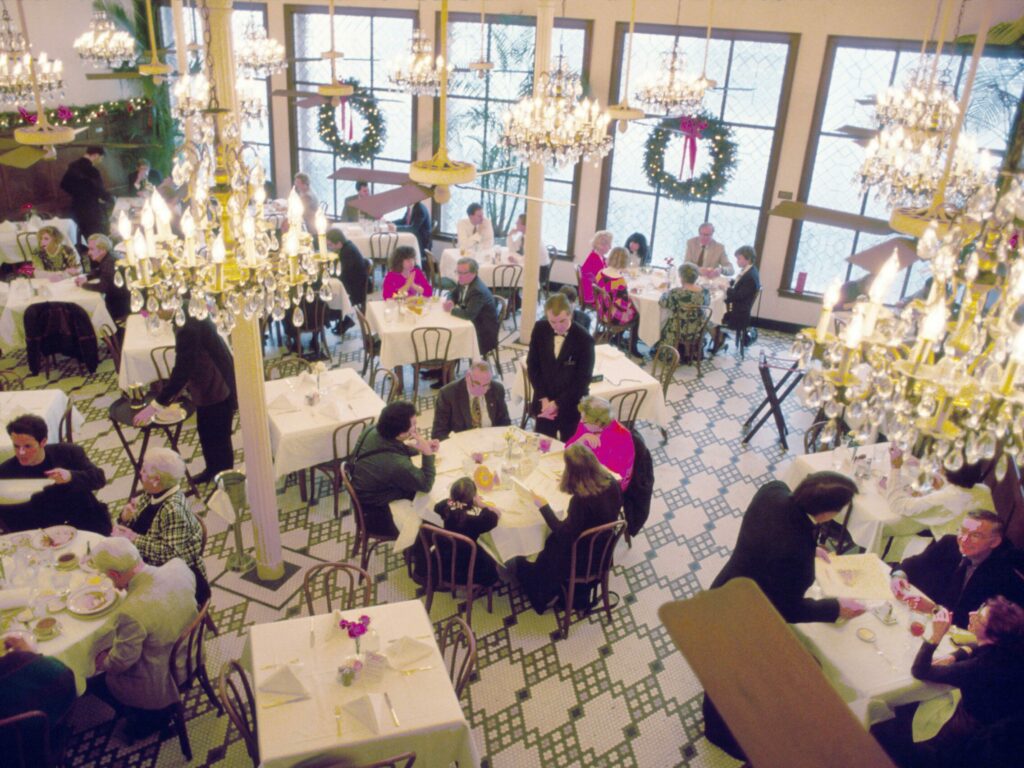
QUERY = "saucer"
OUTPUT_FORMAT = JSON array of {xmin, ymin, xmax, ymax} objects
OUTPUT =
[{"xmin": 31, "ymin": 618, "xmax": 60, "ymax": 641}]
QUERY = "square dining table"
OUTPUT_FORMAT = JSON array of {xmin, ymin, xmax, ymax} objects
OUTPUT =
[
  {"xmin": 0, "ymin": 277, "xmax": 114, "ymax": 348},
  {"xmin": 439, "ymin": 247, "xmax": 524, "ymax": 288},
  {"xmin": 509, "ymin": 344, "xmax": 669, "ymax": 428},
  {"xmin": 247, "ymin": 600, "xmax": 480, "ymax": 768},
  {"xmin": 339, "ymin": 223, "xmax": 421, "ymax": 265},
  {"xmin": 365, "ymin": 300, "xmax": 481, "ymax": 371},
  {"xmin": 629, "ymin": 269, "xmax": 728, "ymax": 347},
  {"xmin": 265, "ymin": 367, "xmax": 386, "ymax": 480}
]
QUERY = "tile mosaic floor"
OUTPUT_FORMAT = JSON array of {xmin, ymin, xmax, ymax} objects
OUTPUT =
[{"xmin": 4, "ymin": 321, "xmax": 819, "ymax": 767}]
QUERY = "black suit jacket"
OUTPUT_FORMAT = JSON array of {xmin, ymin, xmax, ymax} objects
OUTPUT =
[
  {"xmin": 723, "ymin": 266, "xmax": 760, "ymax": 329},
  {"xmin": 393, "ymin": 201, "xmax": 432, "ymax": 255},
  {"xmin": 338, "ymin": 240, "xmax": 370, "ymax": 309},
  {"xmin": 448, "ymin": 277, "xmax": 499, "ymax": 355},
  {"xmin": 526, "ymin": 321, "xmax": 595, "ymax": 417},
  {"xmin": 710, "ymin": 480, "xmax": 840, "ymax": 623},
  {"xmin": 432, "ymin": 378, "xmax": 511, "ymax": 440},
  {"xmin": 82, "ymin": 254, "xmax": 129, "ymax": 321},
  {"xmin": 898, "ymin": 536, "xmax": 1024, "ymax": 627},
  {"xmin": 157, "ymin": 316, "xmax": 236, "ymax": 409},
  {"xmin": 60, "ymin": 157, "xmax": 112, "ymax": 211}
]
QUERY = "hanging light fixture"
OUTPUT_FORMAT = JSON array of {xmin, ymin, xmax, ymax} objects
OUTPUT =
[
  {"xmin": 606, "ymin": 0, "xmax": 644, "ymax": 131},
  {"xmin": 73, "ymin": 10, "xmax": 137, "ymax": 70},
  {"xmin": 2, "ymin": 0, "xmax": 66, "ymax": 147},
  {"xmin": 500, "ymin": 3, "xmax": 612, "ymax": 169},
  {"xmin": 467, "ymin": 0, "xmax": 493, "ymax": 78},
  {"xmin": 634, "ymin": 0, "xmax": 714, "ymax": 117},
  {"xmin": 115, "ymin": 0, "xmax": 332, "ymax": 337},
  {"xmin": 235, "ymin": 20, "xmax": 285, "ymax": 79},
  {"xmin": 0, "ymin": 3, "xmax": 24, "ymax": 56},
  {"xmin": 389, "ymin": 0, "xmax": 450, "ymax": 97}
]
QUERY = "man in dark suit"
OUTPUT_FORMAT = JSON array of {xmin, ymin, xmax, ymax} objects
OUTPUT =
[
  {"xmin": 0, "ymin": 414, "xmax": 111, "ymax": 535},
  {"xmin": 890, "ymin": 510, "xmax": 1024, "ymax": 628},
  {"xmin": 59, "ymin": 146, "xmax": 113, "ymax": 244},
  {"xmin": 432, "ymin": 361, "xmax": 511, "ymax": 440},
  {"xmin": 711, "ymin": 244, "xmax": 761, "ymax": 354},
  {"xmin": 342, "ymin": 180, "xmax": 370, "ymax": 222},
  {"xmin": 443, "ymin": 257, "xmax": 499, "ymax": 362},
  {"xmin": 526, "ymin": 292, "xmax": 595, "ymax": 441},
  {"xmin": 326, "ymin": 227, "xmax": 370, "ymax": 320},
  {"xmin": 132, "ymin": 313, "xmax": 237, "ymax": 484},
  {"xmin": 704, "ymin": 472, "xmax": 866, "ymax": 759},
  {"xmin": 77, "ymin": 234, "xmax": 129, "ymax": 322},
  {"xmin": 391, "ymin": 200, "xmax": 432, "ymax": 256}
]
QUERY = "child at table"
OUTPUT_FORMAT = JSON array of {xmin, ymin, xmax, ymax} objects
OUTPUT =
[{"xmin": 423, "ymin": 477, "xmax": 502, "ymax": 587}]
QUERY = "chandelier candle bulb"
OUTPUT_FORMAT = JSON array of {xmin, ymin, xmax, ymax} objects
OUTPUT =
[
  {"xmin": 838, "ymin": 312, "xmax": 864, "ymax": 381},
  {"xmin": 118, "ymin": 212, "xmax": 136, "ymax": 267},
  {"xmin": 132, "ymin": 230, "xmax": 150, "ymax": 285},
  {"xmin": 286, "ymin": 190, "xmax": 303, "ymax": 231},
  {"xmin": 151, "ymin": 192, "xmax": 172, "ymax": 241},
  {"xmin": 211, "ymin": 235, "xmax": 225, "ymax": 294},
  {"xmin": 316, "ymin": 211, "xmax": 327, "ymax": 261},
  {"xmin": 911, "ymin": 302, "xmax": 947, "ymax": 375},
  {"xmin": 181, "ymin": 210, "xmax": 196, "ymax": 269},
  {"xmin": 816, "ymin": 280, "xmax": 842, "ymax": 342},
  {"xmin": 863, "ymin": 253, "xmax": 900, "ymax": 337},
  {"xmin": 242, "ymin": 214, "xmax": 256, "ymax": 266},
  {"xmin": 1000, "ymin": 327, "xmax": 1024, "ymax": 394}
]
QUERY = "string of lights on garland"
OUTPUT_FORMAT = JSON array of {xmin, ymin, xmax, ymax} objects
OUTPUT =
[
  {"xmin": 316, "ymin": 80, "xmax": 386, "ymax": 163},
  {"xmin": 0, "ymin": 96, "xmax": 151, "ymax": 131},
  {"xmin": 643, "ymin": 113, "xmax": 737, "ymax": 201}
]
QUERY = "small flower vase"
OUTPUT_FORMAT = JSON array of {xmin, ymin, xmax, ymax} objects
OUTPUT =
[{"xmin": 337, "ymin": 654, "xmax": 364, "ymax": 687}]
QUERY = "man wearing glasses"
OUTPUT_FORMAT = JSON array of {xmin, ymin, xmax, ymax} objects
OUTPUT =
[
  {"xmin": 890, "ymin": 510, "xmax": 1024, "ymax": 627},
  {"xmin": 432, "ymin": 360, "xmax": 510, "ymax": 441},
  {"xmin": 443, "ymin": 257, "xmax": 499, "ymax": 361}
]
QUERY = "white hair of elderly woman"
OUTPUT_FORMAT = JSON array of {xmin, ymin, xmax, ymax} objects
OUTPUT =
[
  {"xmin": 143, "ymin": 446, "xmax": 187, "ymax": 487},
  {"xmin": 92, "ymin": 536, "xmax": 142, "ymax": 573},
  {"xmin": 591, "ymin": 230, "xmax": 614, "ymax": 250}
]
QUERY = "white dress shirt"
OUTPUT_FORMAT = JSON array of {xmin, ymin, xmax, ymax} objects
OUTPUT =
[{"xmin": 456, "ymin": 217, "xmax": 495, "ymax": 251}]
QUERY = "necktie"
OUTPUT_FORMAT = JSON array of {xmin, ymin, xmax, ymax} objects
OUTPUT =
[
  {"xmin": 473, "ymin": 225, "xmax": 478, "ymax": 235},
  {"xmin": 948, "ymin": 557, "xmax": 972, "ymax": 605},
  {"xmin": 699, "ymin": 245, "xmax": 706, "ymax": 266},
  {"xmin": 471, "ymin": 395, "xmax": 482, "ymax": 429},
  {"xmin": 406, "ymin": 207, "xmax": 412, "ymax": 224}
]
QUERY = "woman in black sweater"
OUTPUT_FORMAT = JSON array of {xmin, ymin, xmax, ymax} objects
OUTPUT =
[{"xmin": 518, "ymin": 443, "xmax": 622, "ymax": 614}]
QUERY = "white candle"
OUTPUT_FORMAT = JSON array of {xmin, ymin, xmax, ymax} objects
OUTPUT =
[
  {"xmin": 118, "ymin": 211, "xmax": 136, "ymax": 267},
  {"xmin": 316, "ymin": 210, "xmax": 328, "ymax": 260},
  {"xmin": 863, "ymin": 252, "xmax": 900, "ymax": 337},
  {"xmin": 211, "ymin": 234, "xmax": 226, "ymax": 293},
  {"xmin": 133, "ymin": 230, "xmax": 150, "ymax": 284},
  {"xmin": 242, "ymin": 214, "xmax": 256, "ymax": 266},
  {"xmin": 815, "ymin": 279, "xmax": 841, "ymax": 342},
  {"xmin": 181, "ymin": 210, "xmax": 196, "ymax": 269},
  {"xmin": 151, "ymin": 191, "xmax": 172, "ymax": 240},
  {"xmin": 140, "ymin": 201, "xmax": 155, "ymax": 258},
  {"xmin": 287, "ymin": 189, "xmax": 303, "ymax": 230}
]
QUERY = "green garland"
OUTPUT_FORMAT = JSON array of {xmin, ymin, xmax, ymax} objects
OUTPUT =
[
  {"xmin": 317, "ymin": 80, "xmax": 386, "ymax": 163},
  {"xmin": 643, "ymin": 113, "xmax": 737, "ymax": 201},
  {"xmin": 0, "ymin": 97, "xmax": 152, "ymax": 131}
]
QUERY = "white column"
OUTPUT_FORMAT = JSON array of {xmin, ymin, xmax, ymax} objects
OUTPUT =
[
  {"xmin": 206, "ymin": 0, "xmax": 284, "ymax": 580},
  {"xmin": 519, "ymin": 0, "xmax": 555, "ymax": 344}
]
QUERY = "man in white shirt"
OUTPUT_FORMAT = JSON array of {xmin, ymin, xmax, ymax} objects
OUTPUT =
[{"xmin": 456, "ymin": 202, "xmax": 495, "ymax": 252}]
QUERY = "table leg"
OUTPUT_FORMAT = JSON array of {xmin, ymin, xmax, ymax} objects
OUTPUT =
[{"xmin": 110, "ymin": 419, "xmax": 150, "ymax": 499}]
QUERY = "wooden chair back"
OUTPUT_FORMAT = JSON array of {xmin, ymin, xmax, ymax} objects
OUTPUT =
[
  {"xmin": 560, "ymin": 519, "xmax": 625, "ymax": 638},
  {"xmin": 492, "ymin": 263, "xmax": 522, "ymax": 290},
  {"xmin": 218, "ymin": 659, "xmax": 259, "ymax": 766},
  {"xmin": 58, "ymin": 399, "xmax": 75, "ymax": 443},
  {"xmin": 368, "ymin": 231, "xmax": 399, "ymax": 273},
  {"xmin": 150, "ymin": 344, "xmax": 176, "ymax": 383},
  {"xmin": 302, "ymin": 561, "xmax": 373, "ymax": 614},
  {"xmin": 411, "ymin": 326, "xmax": 453, "ymax": 367},
  {"xmin": 0, "ymin": 711, "xmax": 51, "ymax": 768},
  {"xmin": 418, "ymin": 523, "xmax": 494, "ymax": 626},
  {"xmin": 803, "ymin": 419, "xmax": 844, "ymax": 454},
  {"xmin": 169, "ymin": 599, "xmax": 221, "ymax": 711},
  {"xmin": 15, "ymin": 231, "xmax": 38, "ymax": 263},
  {"xmin": 675, "ymin": 305, "xmax": 711, "ymax": 374},
  {"xmin": 650, "ymin": 344, "xmax": 680, "ymax": 398},
  {"xmin": 98, "ymin": 323, "xmax": 122, "ymax": 373},
  {"xmin": 518, "ymin": 357, "xmax": 534, "ymax": 429},
  {"xmin": 341, "ymin": 461, "xmax": 396, "ymax": 570},
  {"xmin": 370, "ymin": 367, "xmax": 400, "ymax": 403},
  {"xmin": 609, "ymin": 388, "xmax": 647, "ymax": 430},
  {"xmin": 354, "ymin": 307, "xmax": 378, "ymax": 377},
  {"xmin": 438, "ymin": 615, "xmax": 477, "ymax": 700},
  {"xmin": 264, "ymin": 354, "xmax": 312, "ymax": 381},
  {"xmin": 333, "ymin": 417, "xmax": 375, "ymax": 465}
]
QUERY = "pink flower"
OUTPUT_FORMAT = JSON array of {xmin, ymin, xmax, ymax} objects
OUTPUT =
[
  {"xmin": 17, "ymin": 107, "xmax": 36, "ymax": 125},
  {"xmin": 349, "ymin": 623, "xmax": 367, "ymax": 638},
  {"xmin": 56, "ymin": 105, "xmax": 73, "ymax": 122},
  {"xmin": 359, "ymin": 615, "xmax": 370, "ymax": 626}
]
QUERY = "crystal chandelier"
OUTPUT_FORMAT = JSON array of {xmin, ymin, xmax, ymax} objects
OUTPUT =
[
  {"xmin": 389, "ymin": 27, "xmax": 449, "ymax": 97},
  {"xmin": 73, "ymin": 11, "xmax": 137, "ymax": 69},
  {"xmin": 235, "ymin": 21, "xmax": 285, "ymax": 79},
  {"xmin": 235, "ymin": 78, "xmax": 265, "ymax": 125},
  {"xmin": 115, "ymin": 3, "xmax": 333, "ymax": 337},
  {"xmin": 500, "ymin": 53, "xmax": 612, "ymax": 168},
  {"xmin": 0, "ymin": 50, "xmax": 63, "ymax": 106},
  {"xmin": 0, "ymin": 5, "xmax": 25, "ymax": 56},
  {"xmin": 171, "ymin": 72, "xmax": 211, "ymax": 119},
  {"xmin": 634, "ymin": 42, "xmax": 710, "ymax": 116}
]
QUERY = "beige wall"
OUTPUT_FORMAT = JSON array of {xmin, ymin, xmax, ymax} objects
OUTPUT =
[{"xmin": 31, "ymin": 0, "xmax": 1023, "ymax": 325}]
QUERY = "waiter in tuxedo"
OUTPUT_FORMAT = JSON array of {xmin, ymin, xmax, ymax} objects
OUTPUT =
[
  {"xmin": 59, "ymin": 146, "xmax": 113, "ymax": 244},
  {"xmin": 684, "ymin": 222, "xmax": 732, "ymax": 276},
  {"xmin": 443, "ymin": 257, "xmax": 499, "ymax": 359},
  {"xmin": 526, "ymin": 293, "xmax": 595, "ymax": 441},
  {"xmin": 432, "ymin": 361, "xmax": 510, "ymax": 440}
]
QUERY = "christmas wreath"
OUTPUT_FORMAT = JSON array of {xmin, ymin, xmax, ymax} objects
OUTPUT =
[
  {"xmin": 317, "ymin": 80, "xmax": 386, "ymax": 163},
  {"xmin": 643, "ymin": 112, "xmax": 737, "ymax": 201}
]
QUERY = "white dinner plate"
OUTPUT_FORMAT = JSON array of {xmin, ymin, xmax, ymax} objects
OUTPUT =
[{"xmin": 67, "ymin": 584, "xmax": 118, "ymax": 618}]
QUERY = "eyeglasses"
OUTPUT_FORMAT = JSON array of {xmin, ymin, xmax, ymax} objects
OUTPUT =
[
  {"xmin": 467, "ymin": 375, "xmax": 489, "ymax": 389},
  {"xmin": 959, "ymin": 528, "xmax": 995, "ymax": 541},
  {"xmin": 456, "ymin": 269, "xmax": 472, "ymax": 276}
]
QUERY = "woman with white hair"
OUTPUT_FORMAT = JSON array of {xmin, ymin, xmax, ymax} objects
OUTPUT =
[
  {"xmin": 565, "ymin": 395, "xmax": 636, "ymax": 490},
  {"xmin": 112, "ymin": 447, "xmax": 208, "ymax": 603},
  {"xmin": 578, "ymin": 230, "xmax": 613, "ymax": 307}
]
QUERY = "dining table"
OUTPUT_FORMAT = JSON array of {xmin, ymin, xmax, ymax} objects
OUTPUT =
[
  {"xmin": 0, "ymin": 217, "xmax": 79, "ymax": 265},
  {"xmin": 0, "ymin": 389, "xmax": 84, "ymax": 461},
  {"xmin": 779, "ymin": 442, "xmax": 991, "ymax": 556},
  {"xmin": 246, "ymin": 599, "xmax": 480, "ymax": 768},
  {"xmin": 390, "ymin": 426, "xmax": 570, "ymax": 562},
  {"xmin": 629, "ymin": 268, "xmax": 728, "ymax": 348},
  {"xmin": 0, "ymin": 275, "xmax": 115, "ymax": 349},
  {"xmin": 794, "ymin": 553, "xmax": 960, "ymax": 728},
  {"xmin": 265, "ymin": 367, "xmax": 386, "ymax": 480},
  {"xmin": 339, "ymin": 223, "xmax": 421, "ymax": 265},
  {"xmin": 508, "ymin": 344, "xmax": 669, "ymax": 428},
  {"xmin": 439, "ymin": 246, "xmax": 524, "ymax": 288},
  {"xmin": 364, "ymin": 299, "xmax": 481, "ymax": 371},
  {"xmin": 0, "ymin": 529, "xmax": 119, "ymax": 694}
]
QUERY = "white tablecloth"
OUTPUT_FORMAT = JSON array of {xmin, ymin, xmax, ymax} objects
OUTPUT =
[
  {"xmin": 247, "ymin": 600, "xmax": 480, "ymax": 768},
  {"xmin": 439, "ymin": 247, "xmax": 524, "ymax": 288},
  {"xmin": 265, "ymin": 368, "xmax": 385, "ymax": 479},
  {"xmin": 0, "ymin": 530, "xmax": 117, "ymax": 694},
  {"xmin": 339, "ymin": 223, "xmax": 421, "ymax": 265},
  {"xmin": 0, "ymin": 218, "xmax": 78, "ymax": 265},
  {"xmin": 365, "ymin": 300, "xmax": 481, "ymax": 370},
  {"xmin": 0, "ymin": 390, "xmax": 84, "ymax": 461},
  {"xmin": 632, "ymin": 271, "xmax": 727, "ymax": 347},
  {"xmin": 794, "ymin": 562, "xmax": 956, "ymax": 726},
  {"xmin": 779, "ymin": 443, "xmax": 990, "ymax": 556},
  {"xmin": 509, "ymin": 344, "xmax": 669, "ymax": 428},
  {"xmin": 325, "ymin": 277, "xmax": 353, "ymax": 314},
  {"xmin": 390, "ymin": 426, "xmax": 570, "ymax": 562},
  {"xmin": 0, "ymin": 278, "xmax": 114, "ymax": 348},
  {"xmin": 118, "ymin": 314, "xmax": 175, "ymax": 391}
]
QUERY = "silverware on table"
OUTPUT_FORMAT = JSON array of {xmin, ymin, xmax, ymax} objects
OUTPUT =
[
  {"xmin": 334, "ymin": 704, "xmax": 343, "ymax": 736},
  {"xmin": 260, "ymin": 696, "xmax": 308, "ymax": 709},
  {"xmin": 384, "ymin": 692, "xmax": 400, "ymax": 727}
]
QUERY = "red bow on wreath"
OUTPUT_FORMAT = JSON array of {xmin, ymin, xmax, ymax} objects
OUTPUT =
[
  {"xmin": 56, "ymin": 105, "xmax": 73, "ymax": 122},
  {"xmin": 678, "ymin": 116, "xmax": 707, "ymax": 178},
  {"xmin": 18, "ymin": 107, "xmax": 36, "ymax": 125},
  {"xmin": 338, "ymin": 96, "xmax": 353, "ymax": 141}
]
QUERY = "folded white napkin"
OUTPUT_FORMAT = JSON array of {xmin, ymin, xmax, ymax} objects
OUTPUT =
[
  {"xmin": 0, "ymin": 588, "xmax": 31, "ymax": 610},
  {"xmin": 26, "ymin": 216, "xmax": 43, "ymax": 230},
  {"xmin": 344, "ymin": 693, "xmax": 388, "ymax": 734},
  {"xmin": 386, "ymin": 636, "xmax": 434, "ymax": 670},
  {"xmin": 0, "ymin": 221, "xmax": 16, "ymax": 234},
  {"xmin": 258, "ymin": 664, "xmax": 309, "ymax": 697},
  {"xmin": 8, "ymin": 280, "xmax": 30, "ymax": 301},
  {"xmin": 298, "ymin": 371, "xmax": 317, "ymax": 389},
  {"xmin": 206, "ymin": 488, "xmax": 236, "ymax": 524},
  {"xmin": 317, "ymin": 398, "xmax": 351, "ymax": 422},
  {"xmin": 267, "ymin": 391, "xmax": 302, "ymax": 412}
]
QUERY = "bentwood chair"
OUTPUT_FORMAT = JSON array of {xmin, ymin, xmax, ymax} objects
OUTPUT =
[
  {"xmin": 650, "ymin": 346, "xmax": 680, "ymax": 443},
  {"xmin": 418, "ymin": 524, "xmax": 495, "ymax": 627},
  {"xmin": 165, "ymin": 599, "xmax": 221, "ymax": 760},
  {"xmin": 609, "ymin": 388, "xmax": 647, "ymax": 431},
  {"xmin": 150, "ymin": 344, "xmax": 176, "ymax": 385},
  {"xmin": 492, "ymin": 263, "xmax": 523, "ymax": 329},
  {"xmin": 0, "ymin": 711, "xmax": 55, "ymax": 768},
  {"xmin": 410, "ymin": 326, "xmax": 454, "ymax": 409},
  {"xmin": 309, "ymin": 416, "xmax": 374, "ymax": 516},
  {"xmin": 264, "ymin": 354, "xmax": 312, "ymax": 381},
  {"xmin": 98, "ymin": 323, "xmax": 122, "ymax": 373},
  {"xmin": 557, "ymin": 520, "xmax": 626, "ymax": 639},
  {"xmin": 341, "ymin": 461, "xmax": 398, "ymax": 571},
  {"xmin": 58, "ymin": 399, "xmax": 75, "ymax": 443},
  {"xmin": 218, "ymin": 660, "xmax": 259, "ymax": 766},
  {"xmin": 370, "ymin": 366, "xmax": 401, "ymax": 403},
  {"xmin": 302, "ymin": 561, "xmax": 373, "ymax": 615},
  {"xmin": 488, "ymin": 295, "xmax": 507, "ymax": 377},
  {"xmin": 676, "ymin": 306, "xmax": 712, "ymax": 376},
  {"xmin": 438, "ymin": 615, "xmax": 478, "ymax": 700},
  {"xmin": 368, "ymin": 231, "xmax": 399, "ymax": 282},
  {"xmin": 354, "ymin": 307, "xmax": 381, "ymax": 377},
  {"xmin": 804, "ymin": 419, "xmax": 845, "ymax": 455},
  {"xmin": 517, "ymin": 357, "xmax": 534, "ymax": 430}
]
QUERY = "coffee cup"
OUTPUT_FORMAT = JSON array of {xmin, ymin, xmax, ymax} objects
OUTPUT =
[
  {"xmin": 33, "ymin": 617, "xmax": 58, "ymax": 639},
  {"xmin": 57, "ymin": 552, "xmax": 77, "ymax": 570}
]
